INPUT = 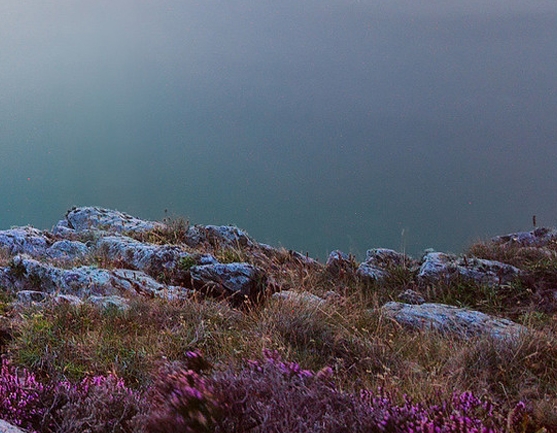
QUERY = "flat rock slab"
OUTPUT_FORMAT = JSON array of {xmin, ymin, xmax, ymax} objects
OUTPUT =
[{"xmin": 382, "ymin": 301, "xmax": 528, "ymax": 340}]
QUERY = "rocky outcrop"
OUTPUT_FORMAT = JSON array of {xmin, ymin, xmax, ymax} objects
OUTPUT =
[
  {"xmin": 190, "ymin": 263, "xmax": 267, "ymax": 303},
  {"xmin": 52, "ymin": 206, "xmax": 164, "ymax": 237},
  {"xmin": 491, "ymin": 227, "xmax": 557, "ymax": 247},
  {"xmin": 185, "ymin": 225, "xmax": 256, "ymax": 250},
  {"xmin": 418, "ymin": 251, "xmax": 523, "ymax": 286},
  {"xmin": 96, "ymin": 235, "xmax": 193, "ymax": 278},
  {"xmin": 3, "ymin": 255, "xmax": 190, "ymax": 303},
  {"xmin": 325, "ymin": 250, "xmax": 357, "ymax": 277},
  {"xmin": 356, "ymin": 248, "xmax": 414, "ymax": 283},
  {"xmin": 382, "ymin": 301, "xmax": 528, "ymax": 340}
]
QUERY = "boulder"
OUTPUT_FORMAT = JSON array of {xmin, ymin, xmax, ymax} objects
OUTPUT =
[
  {"xmin": 356, "ymin": 263, "xmax": 389, "ymax": 282},
  {"xmin": 357, "ymin": 248, "xmax": 414, "ymax": 283},
  {"xmin": 185, "ymin": 224, "xmax": 256, "ymax": 249},
  {"xmin": 7, "ymin": 255, "xmax": 190, "ymax": 300},
  {"xmin": 492, "ymin": 227, "xmax": 557, "ymax": 248},
  {"xmin": 96, "ymin": 236, "xmax": 191, "ymax": 278},
  {"xmin": 189, "ymin": 262, "xmax": 267, "ymax": 303},
  {"xmin": 0, "ymin": 226, "xmax": 51, "ymax": 257},
  {"xmin": 53, "ymin": 206, "xmax": 164, "ymax": 236},
  {"xmin": 364, "ymin": 248, "xmax": 409, "ymax": 268},
  {"xmin": 382, "ymin": 301, "xmax": 528, "ymax": 340},
  {"xmin": 418, "ymin": 251, "xmax": 522, "ymax": 286},
  {"xmin": 325, "ymin": 250, "xmax": 356, "ymax": 276},
  {"xmin": 46, "ymin": 240, "xmax": 89, "ymax": 260}
]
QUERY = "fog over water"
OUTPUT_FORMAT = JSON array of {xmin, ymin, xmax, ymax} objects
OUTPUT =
[{"xmin": 1, "ymin": 1, "xmax": 557, "ymax": 259}]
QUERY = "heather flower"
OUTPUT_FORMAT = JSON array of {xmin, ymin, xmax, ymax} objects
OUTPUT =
[
  {"xmin": 0, "ymin": 359, "xmax": 51, "ymax": 432},
  {"xmin": 145, "ymin": 357, "xmax": 222, "ymax": 433}
]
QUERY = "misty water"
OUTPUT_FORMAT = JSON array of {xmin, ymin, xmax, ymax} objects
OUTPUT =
[{"xmin": 1, "ymin": 1, "xmax": 557, "ymax": 260}]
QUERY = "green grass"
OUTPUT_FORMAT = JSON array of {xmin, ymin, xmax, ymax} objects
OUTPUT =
[{"xmin": 2, "ymin": 226, "xmax": 557, "ymax": 429}]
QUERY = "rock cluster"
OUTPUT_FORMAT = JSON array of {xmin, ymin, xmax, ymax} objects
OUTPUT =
[
  {"xmin": 0, "ymin": 206, "xmax": 546, "ymax": 341},
  {"xmin": 0, "ymin": 207, "xmax": 268, "ymax": 310}
]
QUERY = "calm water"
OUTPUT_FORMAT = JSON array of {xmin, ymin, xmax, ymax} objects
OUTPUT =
[{"xmin": 1, "ymin": 1, "xmax": 557, "ymax": 259}]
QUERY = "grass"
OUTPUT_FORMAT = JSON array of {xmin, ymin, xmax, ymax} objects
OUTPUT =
[{"xmin": 2, "ymin": 223, "xmax": 557, "ymax": 431}]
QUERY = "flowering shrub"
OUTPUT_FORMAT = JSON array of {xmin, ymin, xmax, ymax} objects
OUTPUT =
[
  {"xmin": 0, "ymin": 352, "xmax": 542, "ymax": 433},
  {"xmin": 53, "ymin": 374, "xmax": 145, "ymax": 433},
  {"xmin": 0, "ymin": 359, "xmax": 51, "ymax": 432},
  {"xmin": 211, "ymin": 350, "xmax": 520, "ymax": 433},
  {"xmin": 144, "ymin": 351, "xmax": 222, "ymax": 433}
]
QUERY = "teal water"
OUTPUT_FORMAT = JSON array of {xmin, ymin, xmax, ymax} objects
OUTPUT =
[{"xmin": 2, "ymin": 1, "xmax": 557, "ymax": 259}]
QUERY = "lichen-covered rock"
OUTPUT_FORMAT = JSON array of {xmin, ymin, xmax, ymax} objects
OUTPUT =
[
  {"xmin": 53, "ymin": 206, "xmax": 164, "ymax": 235},
  {"xmin": 0, "ymin": 227, "xmax": 51, "ymax": 256},
  {"xmin": 356, "ymin": 248, "xmax": 414, "ymax": 283},
  {"xmin": 185, "ymin": 224, "xmax": 256, "ymax": 249},
  {"xmin": 96, "ymin": 236, "xmax": 191, "ymax": 278},
  {"xmin": 364, "ymin": 248, "xmax": 409, "ymax": 268},
  {"xmin": 110, "ymin": 268, "xmax": 192, "ymax": 300},
  {"xmin": 356, "ymin": 263, "xmax": 389, "ymax": 282},
  {"xmin": 492, "ymin": 227, "xmax": 557, "ymax": 247},
  {"xmin": 382, "ymin": 301, "xmax": 528, "ymax": 340},
  {"xmin": 88, "ymin": 295, "xmax": 130, "ymax": 311},
  {"xmin": 190, "ymin": 262, "xmax": 267, "ymax": 303},
  {"xmin": 7, "ymin": 255, "xmax": 190, "ymax": 300},
  {"xmin": 46, "ymin": 240, "xmax": 89, "ymax": 260},
  {"xmin": 418, "ymin": 251, "xmax": 522, "ymax": 286}
]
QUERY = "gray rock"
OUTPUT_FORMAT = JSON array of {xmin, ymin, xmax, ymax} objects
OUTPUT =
[
  {"xmin": 47, "ymin": 240, "xmax": 89, "ymax": 260},
  {"xmin": 325, "ymin": 250, "xmax": 356, "ymax": 276},
  {"xmin": 272, "ymin": 290, "xmax": 325, "ymax": 306},
  {"xmin": 398, "ymin": 289, "xmax": 426, "ymax": 305},
  {"xmin": 190, "ymin": 262, "xmax": 267, "ymax": 302},
  {"xmin": 364, "ymin": 248, "xmax": 409, "ymax": 268},
  {"xmin": 185, "ymin": 224, "xmax": 256, "ymax": 249},
  {"xmin": 382, "ymin": 301, "xmax": 528, "ymax": 340},
  {"xmin": 357, "ymin": 248, "xmax": 414, "ymax": 283},
  {"xmin": 96, "ymin": 235, "xmax": 191, "ymax": 278},
  {"xmin": 418, "ymin": 251, "xmax": 522, "ymax": 286},
  {"xmin": 356, "ymin": 263, "xmax": 389, "ymax": 282},
  {"xmin": 53, "ymin": 294, "xmax": 83, "ymax": 305},
  {"xmin": 492, "ymin": 227, "xmax": 557, "ymax": 247},
  {"xmin": 88, "ymin": 295, "xmax": 130, "ymax": 311},
  {"xmin": 53, "ymin": 206, "xmax": 165, "ymax": 235},
  {"xmin": 16, "ymin": 290, "xmax": 49, "ymax": 304},
  {"xmin": 0, "ymin": 226, "xmax": 50, "ymax": 256},
  {"xmin": 9, "ymin": 255, "xmax": 118, "ymax": 297},
  {"xmin": 0, "ymin": 419, "xmax": 27, "ymax": 433},
  {"xmin": 110, "ymin": 268, "xmax": 192, "ymax": 299},
  {"xmin": 8, "ymin": 255, "xmax": 190, "ymax": 300}
]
